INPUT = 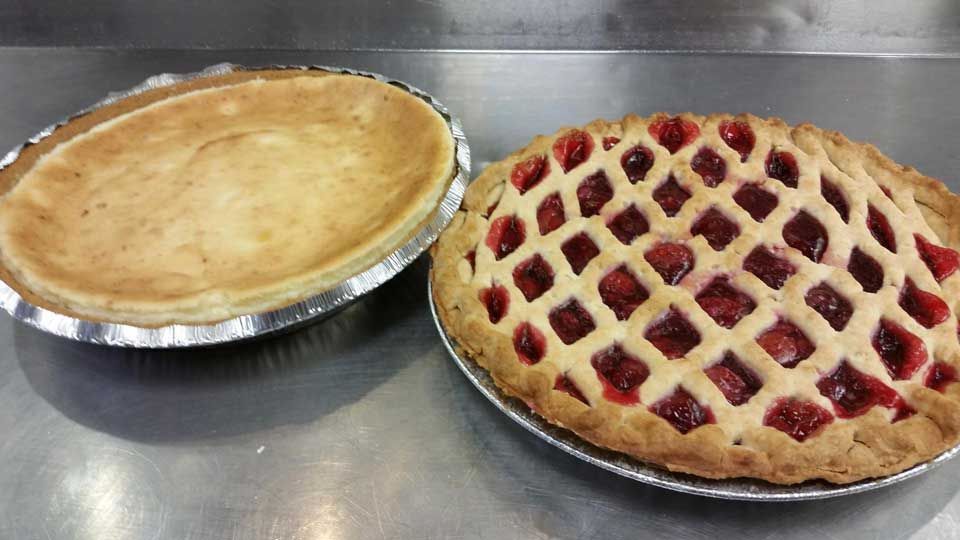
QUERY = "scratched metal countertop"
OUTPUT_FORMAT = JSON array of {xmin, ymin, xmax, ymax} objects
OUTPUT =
[{"xmin": 2, "ymin": 45, "xmax": 960, "ymax": 539}]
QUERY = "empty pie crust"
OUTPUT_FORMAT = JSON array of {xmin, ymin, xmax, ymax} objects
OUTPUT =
[
  {"xmin": 431, "ymin": 113, "xmax": 960, "ymax": 484},
  {"xmin": 0, "ymin": 69, "xmax": 456, "ymax": 326}
]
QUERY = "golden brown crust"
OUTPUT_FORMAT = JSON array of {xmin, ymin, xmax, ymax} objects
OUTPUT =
[
  {"xmin": 431, "ymin": 112, "xmax": 960, "ymax": 484},
  {"xmin": 0, "ymin": 69, "xmax": 456, "ymax": 326}
]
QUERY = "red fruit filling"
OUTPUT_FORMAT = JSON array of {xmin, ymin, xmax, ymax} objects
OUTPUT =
[
  {"xmin": 486, "ymin": 215, "xmax": 525, "ymax": 260},
  {"xmin": 645, "ymin": 242, "xmax": 695, "ymax": 285},
  {"xmin": 652, "ymin": 175, "xmax": 691, "ymax": 217},
  {"xmin": 867, "ymin": 205, "xmax": 897, "ymax": 253},
  {"xmin": 536, "ymin": 192, "xmax": 565, "ymax": 236},
  {"xmin": 691, "ymin": 147, "xmax": 727, "ymax": 187},
  {"xmin": 554, "ymin": 374, "xmax": 588, "ymax": 405},
  {"xmin": 756, "ymin": 320, "xmax": 815, "ymax": 368},
  {"xmin": 804, "ymin": 282, "xmax": 853, "ymax": 331},
  {"xmin": 650, "ymin": 387, "xmax": 715, "ymax": 434},
  {"xmin": 763, "ymin": 397, "xmax": 833, "ymax": 442},
  {"xmin": 577, "ymin": 170, "xmax": 614, "ymax": 217},
  {"xmin": 690, "ymin": 207, "xmax": 740, "ymax": 251},
  {"xmin": 765, "ymin": 150, "xmax": 800, "ymax": 188},
  {"xmin": 820, "ymin": 176, "xmax": 849, "ymax": 223},
  {"xmin": 606, "ymin": 204, "xmax": 649, "ymax": 245},
  {"xmin": 695, "ymin": 276, "xmax": 756, "ymax": 329},
  {"xmin": 873, "ymin": 319, "xmax": 928, "ymax": 380},
  {"xmin": 465, "ymin": 250, "xmax": 476, "ymax": 272},
  {"xmin": 510, "ymin": 155, "xmax": 550, "ymax": 195},
  {"xmin": 549, "ymin": 299, "xmax": 596, "ymax": 345},
  {"xmin": 743, "ymin": 246, "xmax": 795, "ymax": 290},
  {"xmin": 926, "ymin": 362, "xmax": 958, "ymax": 393},
  {"xmin": 620, "ymin": 145, "xmax": 655, "ymax": 184},
  {"xmin": 553, "ymin": 130, "xmax": 594, "ymax": 173},
  {"xmin": 848, "ymin": 248, "xmax": 884, "ymax": 293},
  {"xmin": 899, "ymin": 278, "xmax": 950, "ymax": 328},
  {"xmin": 560, "ymin": 232, "xmax": 599, "ymax": 275},
  {"xmin": 733, "ymin": 184, "xmax": 778, "ymax": 223},
  {"xmin": 591, "ymin": 344, "xmax": 650, "ymax": 405},
  {"xmin": 602, "ymin": 136, "xmax": 620, "ymax": 151},
  {"xmin": 783, "ymin": 210, "xmax": 828, "ymax": 262},
  {"xmin": 704, "ymin": 352, "xmax": 762, "ymax": 406},
  {"xmin": 649, "ymin": 117, "xmax": 700, "ymax": 154},
  {"xmin": 718, "ymin": 120, "xmax": 755, "ymax": 162},
  {"xmin": 479, "ymin": 284, "xmax": 509, "ymax": 324},
  {"xmin": 816, "ymin": 360, "xmax": 901, "ymax": 418},
  {"xmin": 512, "ymin": 254, "xmax": 554, "ymax": 302},
  {"xmin": 645, "ymin": 309, "xmax": 701, "ymax": 359},
  {"xmin": 598, "ymin": 265, "xmax": 649, "ymax": 320},
  {"xmin": 915, "ymin": 234, "xmax": 960, "ymax": 282},
  {"xmin": 513, "ymin": 322, "xmax": 546, "ymax": 365}
]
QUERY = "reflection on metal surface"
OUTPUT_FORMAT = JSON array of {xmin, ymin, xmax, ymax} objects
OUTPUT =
[
  {"xmin": 428, "ymin": 281, "xmax": 960, "ymax": 501},
  {"xmin": 0, "ymin": 62, "xmax": 470, "ymax": 348}
]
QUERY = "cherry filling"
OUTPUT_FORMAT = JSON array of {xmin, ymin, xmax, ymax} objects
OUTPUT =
[
  {"xmin": 848, "ymin": 248, "xmax": 884, "ymax": 293},
  {"xmin": 620, "ymin": 145, "xmax": 655, "ymax": 184},
  {"xmin": 513, "ymin": 322, "xmax": 546, "ymax": 365},
  {"xmin": 743, "ymin": 246, "xmax": 796, "ymax": 290},
  {"xmin": 606, "ymin": 204, "xmax": 649, "ymax": 245},
  {"xmin": 652, "ymin": 175, "xmax": 691, "ymax": 217},
  {"xmin": 512, "ymin": 254, "xmax": 555, "ymax": 302},
  {"xmin": 816, "ymin": 360, "xmax": 901, "ymax": 418},
  {"xmin": 645, "ymin": 309, "xmax": 701, "ymax": 359},
  {"xmin": 602, "ymin": 136, "xmax": 620, "ymax": 151},
  {"xmin": 704, "ymin": 352, "xmax": 762, "ymax": 406},
  {"xmin": 560, "ymin": 232, "xmax": 600, "ymax": 275},
  {"xmin": 645, "ymin": 243, "xmax": 695, "ymax": 285},
  {"xmin": 915, "ymin": 234, "xmax": 960, "ymax": 282},
  {"xmin": 510, "ymin": 155, "xmax": 550, "ymax": 195},
  {"xmin": 486, "ymin": 215, "xmax": 526, "ymax": 260},
  {"xmin": 690, "ymin": 207, "xmax": 740, "ymax": 251},
  {"xmin": 873, "ymin": 319, "xmax": 928, "ymax": 380},
  {"xmin": 591, "ymin": 344, "xmax": 650, "ymax": 405},
  {"xmin": 598, "ymin": 265, "xmax": 649, "ymax": 320},
  {"xmin": 733, "ymin": 184, "xmax": 778, "ymax": 223},
  {"xmin": 765, "ymin": 150, "xmax": 800, "ymax": 188},
  {"xmin": 650, "ymin": 387, "xmax": 715, "ymax": 434},
  {"xmin": 479, "ymin": 284, "xmax": 510, "ymax": 324},
  {"xmin": 899, "ymin": 278, "xmax": 949, "ymax": 328},
  {"xmin": 867, "ymin": 205, "xmax": 897, "ymax": 253},
  {"xmin": 695, "ymin": 276, "xmax": 756, "ymax": 329},
  {"xmin": 804, "ymin": 282, "xmax": 853, "ymax": 331},
  {"xmin": 820, "ymin": 176, "xmax": 850, "ymax": 223},
  {"xmin": 649, "ymin": 117, "xmax": 700, "ymax": 154},
  {"xmin": 577, "ymin": 170, "xmax": 614, "ymax": 217},
  {"xmin": 691, "ymin": 147, "xmax": 727, "ymax": 187},
  {"xmin": 756, "ymin": 320, "xmax": 815, "ymax": 368},
  {"xmin": 549, "ymin": 299, "xmax": 596, "ymax": 345},
  {"xmin": 763, "ymin": 397, "xmax": 833, "ymax": 442},
  {"xmin": 925, "ymin": 362, "xmax": 958, "ymax": 393},
  {"xmin": 536, "ymin": 193, "xmax": 566, "ymax": 236},
  {"xmin": 554, "ymin": 374, "xmax": 589, "ymax": 404},
  {"xmin": 465, "ymin": 250, "xmax": 476, "ymax": 272},
  {"xmin": 718, "ymin": 120, "xmax": 755, "ymax": 162},
  {"xmin": 553, "ymin": 130, "xmax": 594, "ymax": 173},
  {"xmin": 783, "ymin": 210, "xmax": 828, "ymax": 262}
]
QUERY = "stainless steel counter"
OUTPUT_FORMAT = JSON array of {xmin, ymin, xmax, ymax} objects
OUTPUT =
[{"xmin": 1, "ymin": 48, "xmax": 959, "ymax": 539}]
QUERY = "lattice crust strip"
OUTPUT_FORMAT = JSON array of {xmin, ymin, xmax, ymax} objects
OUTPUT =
[{"xmin": 431, "ymin": 112, "xmax": 960, "ymax": 484}]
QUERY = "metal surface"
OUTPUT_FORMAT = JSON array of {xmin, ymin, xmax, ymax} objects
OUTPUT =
[
  {"xmin": 2, "ymin": 48, "xmax": 960, "ymax": 539},
  {"xmin": 3, "ymin": 0, "xmax": 960, "ymax": 56},
  {"xmin": 428, "ymin": 280, "xmax": 960, "ymax": 501},
  {"xmin": 0, "ymin": 62, "xmax": 469, "ymax": 348}
]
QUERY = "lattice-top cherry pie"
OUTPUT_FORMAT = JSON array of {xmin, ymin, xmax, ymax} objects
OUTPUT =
[{"xmin": 431, "ymin": 113, "xmax": 960, "ymax": 484}]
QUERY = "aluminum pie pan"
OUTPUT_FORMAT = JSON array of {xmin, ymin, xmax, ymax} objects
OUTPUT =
[
  {"xmin": 0, "ymin": 62, "xmax": 470, "ymax": 348},
  {"xmin": 428, "ymin": 281, "xmax": 960, "ymax": 501}
]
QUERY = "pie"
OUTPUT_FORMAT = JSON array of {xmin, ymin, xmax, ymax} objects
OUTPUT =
[
  {"xmin": 0, "ymin": 69, "xmax": 456, "ymax": 326},
  {"xmin": 431, "ymin": 113, "xmax": 960, "ymax": 484}
]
